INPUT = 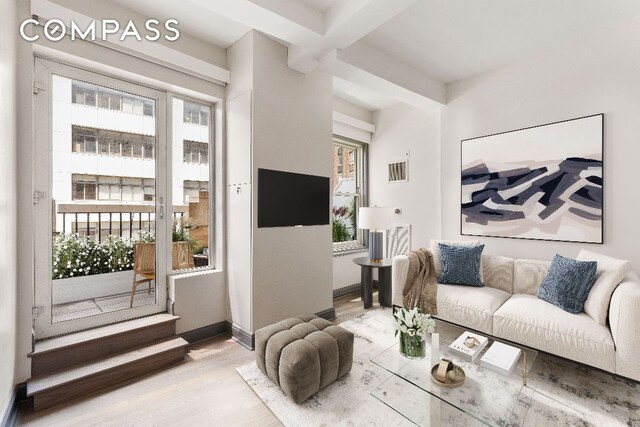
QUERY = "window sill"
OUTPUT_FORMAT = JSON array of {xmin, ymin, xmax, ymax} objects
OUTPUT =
[
  {"xmin": 333, "ymin": 246, "xmax": 368, "ymax": 257},
  {"xmin": 168, "ymin": 266, "xmax": 220, "ymax": 278}
]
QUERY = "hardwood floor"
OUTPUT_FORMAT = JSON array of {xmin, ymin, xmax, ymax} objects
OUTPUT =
[{"xmin": 17, "ymin": 291, "xmax": 372, "ymax": 427}]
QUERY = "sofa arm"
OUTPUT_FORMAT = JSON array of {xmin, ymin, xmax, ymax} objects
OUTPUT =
[
  {"xmin": 392, "ymin": 255, "xmax": 409, "ymax": 307},
  {"xmin": 609, "ymin": 271, "xmax": 640, "ymax": 381}
]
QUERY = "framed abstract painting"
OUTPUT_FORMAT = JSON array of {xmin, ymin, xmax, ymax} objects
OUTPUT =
[{"xmin": 461, "ymin": 114, "xmax": 603, "ymax": 243}]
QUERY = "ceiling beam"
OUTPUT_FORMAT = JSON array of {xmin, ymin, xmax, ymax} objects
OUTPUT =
[
  {"xmin": 189, "ymin": 0, "xmax": 325, "ymax": 47},
  {"xmin": 322, "ymin": 42, "xmax": 445, "ymax": 109},
  {"xmin": 288, "ymin": 0, "xmax": 418, "ymax": 73}
]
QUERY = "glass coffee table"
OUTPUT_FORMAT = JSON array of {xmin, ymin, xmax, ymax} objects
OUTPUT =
[{"xmin": 370, "ymin": 320, "xmax": 537, "ymax": 426}]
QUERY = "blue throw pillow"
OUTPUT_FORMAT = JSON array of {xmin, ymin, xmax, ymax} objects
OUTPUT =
[
  {"xmin": 537, "ymin": 254, "xmax": 597, "ymax": 314},
  {"xmin": 438, "ymin": 243, "xmax": 484, "ymax": 287}
]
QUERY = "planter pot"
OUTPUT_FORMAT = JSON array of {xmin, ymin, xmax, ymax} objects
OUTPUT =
[
  {"xmin": 399, "ymin": 331, "xmax": 426, "ymax": 359},
  {"xmin": 53, "ymin": 270, "xmax": 135, "ymax": 305}
]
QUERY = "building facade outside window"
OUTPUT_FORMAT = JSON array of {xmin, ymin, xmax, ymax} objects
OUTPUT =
[
  {"xmin": 183, "ymin": 140, "xmax": 209, "ymax": 164},
  {"xmin": 71, "ymin": 174, "xmax": 155, "ymax": 202},
  {"xmin": 332, "ymin": 136, "xmax": 366, "ymax": 252},
  {"xmin": 183, "ymin": 100, "xmax": 209, "ymax": 125},
  {"xmin": 72, "ymin": 125, "xmax": 155, "ymax": 159},
  {"xmin": 72, "ymin": 82, "xmax": 154, "ymax": 117}
]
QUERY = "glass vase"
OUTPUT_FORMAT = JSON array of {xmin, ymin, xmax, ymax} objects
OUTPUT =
[{"xmin": 399, "ymin": 331, "xmax": 426, "ymax": 359}]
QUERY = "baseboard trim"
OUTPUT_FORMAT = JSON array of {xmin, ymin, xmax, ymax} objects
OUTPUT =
[
  {"xmin": 333, "ymin": 283, "xmax": 361, "ymax": 298},
  {"xmin": 1, "ymin": 383, "xmax": 26, "ymax": 427},
  {"xmin": 333, "ymin": 281, "xmax": 379, "ymax": 299},
  {"xmin": 315, "ymin": 307, "xmax": 337, "ymax": 321},
  {"xmin": 222, "ymin": 308, "xmax": 336, "ymax": 351},
  {"xmin": 226, "ymin": 321, "xmax": 254, "ymax": 350},
  {"xmin": 180, "ymin": 321, "xmax": 227, "ymax": 344}
]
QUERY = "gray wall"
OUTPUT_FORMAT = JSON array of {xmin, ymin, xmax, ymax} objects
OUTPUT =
[
  {"xmin": 441, "ymin": 25, "xmax": 640, "ymax": 271},
  {"xmin": 226, "ymin": 31, "xmax": 334, "ymax": 331},
  {"xmin": 251, "ymin": 32, "xmax": 333, "ymax": 329}
]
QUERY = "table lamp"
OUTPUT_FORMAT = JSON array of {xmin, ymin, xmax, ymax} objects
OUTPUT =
[{"xmin": 358, "ymin": 207, "xmax": 394, "ymax": 262}]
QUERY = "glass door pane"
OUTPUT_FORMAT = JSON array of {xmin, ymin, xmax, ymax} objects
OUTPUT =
[{"xmin": 34, "ymin": 59, "xmax": 168, "ymax": 338}]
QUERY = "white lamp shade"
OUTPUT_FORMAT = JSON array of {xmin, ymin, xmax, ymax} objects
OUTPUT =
[{"xmin": 358, "ymin": 207, "xmax": 394, "ymax": 230}]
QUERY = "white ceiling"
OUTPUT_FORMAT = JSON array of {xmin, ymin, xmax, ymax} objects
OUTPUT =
[
  {"xmin": 298, "ymin": 0, "xmax": 339, "ymax": 14},
  {"xmin": 108, "ymin": 0, "xmax": 250, "ymax": 48},
  {"xmin": 363, "ymin": 0, "xmax": 639, "ymax": 84},
  {"xmin": 102, "ymin": 0, "xmax": 640, "ymax": 111}
]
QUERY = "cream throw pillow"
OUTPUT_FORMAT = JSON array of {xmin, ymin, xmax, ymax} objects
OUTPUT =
[
  {"xmin": 430, "ymin": 239, "xmax": 484, "ymax": 281},
  {"xmin": 577, "ymin": 249, "xmax": 632, "ymax": 325}
]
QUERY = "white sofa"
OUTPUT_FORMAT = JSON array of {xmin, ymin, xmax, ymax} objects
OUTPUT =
[{"xmin": 392, "ymin": 253, "xmax": 640, "ymax": 382}]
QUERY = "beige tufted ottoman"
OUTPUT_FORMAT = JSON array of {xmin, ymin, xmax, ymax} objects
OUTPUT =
[{"xmin": 255, "ymin": 314, "xmax": 354, "ymax": 403}]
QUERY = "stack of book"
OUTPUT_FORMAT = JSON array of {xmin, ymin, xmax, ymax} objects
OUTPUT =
[
  {"xmin": 480, "ymin": 342, "xmax": 522, "ymax": 375},
  {"xmin": 448, "ymin": 331, "xmax": 489, "ymax": 361}
]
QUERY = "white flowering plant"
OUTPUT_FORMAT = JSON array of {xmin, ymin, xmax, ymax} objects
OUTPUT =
[
  {"xmin": 52, "ymin": 231, "xmax": 155, "ymax": 280},
  {"xmin": 393, "ymin": 307, "xmax": 436, "ymax": 340}
]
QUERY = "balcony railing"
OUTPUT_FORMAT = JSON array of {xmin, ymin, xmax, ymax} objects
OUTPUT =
[{"xmin": 56, "ymin": 203, "xmax": 188, "ymax": 241}]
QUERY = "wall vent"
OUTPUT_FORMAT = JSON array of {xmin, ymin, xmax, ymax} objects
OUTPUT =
[{"xmin": 388, "ymin": 160, "xmax": 408, "ymax": 182}]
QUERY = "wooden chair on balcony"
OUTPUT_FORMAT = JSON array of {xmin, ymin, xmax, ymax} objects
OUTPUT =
[
  {"xmin": 130, "ymin": 242, "xmax": 195, "ymax": 307},
  {"xmin": 130, "ymin": 242, "xmax": 156, "ymax": 308}
]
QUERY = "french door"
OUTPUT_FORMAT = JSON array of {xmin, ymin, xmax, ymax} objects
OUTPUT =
[{"xmin": 34, "ymin": 58, "xmax": 170, "ymax": 338}]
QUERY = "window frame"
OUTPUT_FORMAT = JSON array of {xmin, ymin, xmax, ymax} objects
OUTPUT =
[
  {"xmin": 169, "ymin": 97, "xmax": 215, "ymax": 273},
  {"xmin": 332, "ymin": 136, "xmax": 368, "ymax": 254}
]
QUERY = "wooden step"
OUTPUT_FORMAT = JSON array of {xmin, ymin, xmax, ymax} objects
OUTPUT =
[
  {"xmin": 28, "ymin": 337, "xmax": 188, "ymax": 411},
  {"xmin": 31, "ymin": 314, "xmax": 179, "ymax": 376}
]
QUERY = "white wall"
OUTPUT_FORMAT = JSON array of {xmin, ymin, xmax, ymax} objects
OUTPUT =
[
  {"xmin": 370, "ymin": 104, "xmax": 442, "ymax": 248},
  {"xmin": 332, "ymin": 253, "xmax": 364, "ymax": 291},
  {"xmin": 251, "ymin": 32, "xmax": 334, "ymax": 329},
  {"xmin": 333, "ymin": 96, "xmax": 373, "ymax": 124},
  {"xmin": 15, "ymin": 0, "xmax": 35, "ymax": 390},
  {"xmin": 0, "ymin": 0, "xmax": 19, "ymax": 416},
  {"xmin": 441, "ymin": 25, "xmax": 640, "ymax": 271}
]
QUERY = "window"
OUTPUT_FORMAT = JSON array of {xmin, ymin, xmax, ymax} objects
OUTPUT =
[
  {"xmin": 72, "ymin": 176, "xmax": 96, "ymax": 200},
  {"xmin": 71, "ymin": 126, "xmax": 154, "ymax": 159},
  {"xmin": 71, "ymin": 83, "xmax": 96, "ymax": 106},
  {"xmin": 183, "ymin": 180, "xmax": 209, "ymax": 204},
  {"xmin": 183, "ymin": 101, "xmax": 209, "ymax": 125},
  {"xmin": 72, "ymin": 82, "xmax": 154, "ymax": 117},
  {"xmin": 183, "ymin": 140, "xmax": 209, "ymax": 164},
  {"xmin": 72, "ymin": 174, "xmax": 155, "ymax": 202},
  {"xmin": 173, "ymin": 98, "xmax": 213, "ymax": 271},
  {"xmin": 332, "ymin": 137, "xmax": 366, "ymax": 252}
]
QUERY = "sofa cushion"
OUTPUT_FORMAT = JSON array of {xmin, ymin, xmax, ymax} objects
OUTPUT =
[
  {"xmin": 482, "ymin": 255, "xmax": 514, "ymax": 294},
  {"xmin": 438, "ymin": 243, "xmax": 484, "ymax": 287},
  {"xmin": 493, "ymin": 295, "xmax": 615, "ymax": 373},
  {"xmin": 436, "ymin": 284, "xmax": 511, "ymax": 335},
  {"xmin": 430, "ymin": 239, "xmax": 483, "ymax": 280},
  {"xmin": 537, "ymin": 254, "xmax": 597, "ymax": 314},
  {"xmin": 577, "ymin": 249, "xmax": 632, "ymax": 325},
  {"xmin": 513, "ymin": 259, "xmax": 550, "ymax": 295}
]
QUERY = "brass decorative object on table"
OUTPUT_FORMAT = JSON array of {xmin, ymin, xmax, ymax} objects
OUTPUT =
[{"xmin": 431, "ymin": 359, "xmax": 465, "ymax": 388}]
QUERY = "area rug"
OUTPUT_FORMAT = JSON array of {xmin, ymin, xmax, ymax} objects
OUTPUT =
[
  {"xmin": 236, "ymin": 308, "xmax": 471, "ymax": 426},
  {"xmin": 236, "ymin": 309, "xmax": 639, "ymax": 427}
]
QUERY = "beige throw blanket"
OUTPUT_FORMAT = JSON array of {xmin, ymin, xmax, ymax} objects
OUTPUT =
[{"xmin": 402, "ymin": 248, "xmax": 438, "ymax": 315}]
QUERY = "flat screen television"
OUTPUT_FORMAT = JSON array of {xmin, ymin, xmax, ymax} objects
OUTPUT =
[{"xmin": 258, "ymin": 168, "xmax": 330, "ymax": 228}]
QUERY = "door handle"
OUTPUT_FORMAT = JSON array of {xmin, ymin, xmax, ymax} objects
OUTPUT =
[{"xmin": 156, "ymin": 196, "xmax": 165, "ymax": 219}]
